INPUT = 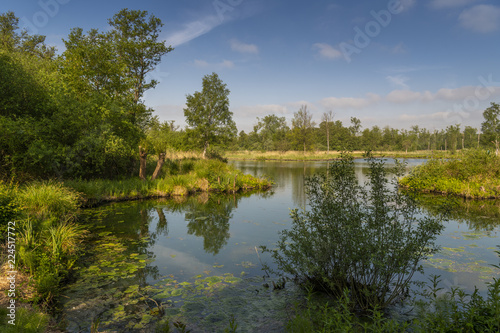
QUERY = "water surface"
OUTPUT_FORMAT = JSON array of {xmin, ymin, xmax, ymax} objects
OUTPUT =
[{"xmin": 61, "ymin": 159, "xmax": 500, "ymax": 332}]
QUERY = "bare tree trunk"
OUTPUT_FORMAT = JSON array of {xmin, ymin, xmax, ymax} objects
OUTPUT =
[
  {"xmin": 151, "ymin": 152, "xmax": 166, "ymax": 181},
  {"xmin": 203, "ymin": 141, "xmax": 209, "ymax": 159},
  {"xmin": 139, "ymin": 146, "xmax": 147, "ymax": 181}
]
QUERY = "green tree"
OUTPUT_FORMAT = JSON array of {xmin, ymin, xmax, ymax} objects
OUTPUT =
[
  {"xmin": 321, "ymin": 110, "xmax": 334, "ymax": 153},
  {"xmin": 0, "ymin": 11, "xmax": 55, "ymax": 58},
  {"xmin": 184, "ymin": 72, "xmax": 237, "ymax": 158},
  {"xmin": 481, "ymin": 102, "xmax": 500, "ymax": 156},
  {"xmin": 253, "ymin": 114, "xmax": 290, "ymax": 151},
  {"xmin": 291, "ymin": 105, "xmax": 316, "ymax": 154},
  {"xmin": 108, "ymin": 9, "xmax": 173, "ymax": 106}
]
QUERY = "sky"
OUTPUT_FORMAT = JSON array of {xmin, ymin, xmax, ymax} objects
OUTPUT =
[{"xmin": 2, "ymin": 0, "xmax": 500, "ymax": 133}]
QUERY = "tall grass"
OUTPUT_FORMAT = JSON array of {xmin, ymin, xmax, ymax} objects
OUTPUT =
[
  {"xmin": 16, "ymin": 181, "xmax": 80, "ymax": 222},
  {"xmin": 400, "ymin": 149, "xmax": 500, "ymax": 198},
  {"xmin": 64, "ymin": 158, "xmax": 271, "ymax": 203}
]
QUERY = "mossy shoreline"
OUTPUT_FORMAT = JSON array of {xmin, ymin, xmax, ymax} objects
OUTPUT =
[
  {"xmin": 399, "ymin": 149, "xmax": 500, "ymax": 199},
  {"xmin": 226, "ymin": 150, "xmax": 450, "ymax": 161}
]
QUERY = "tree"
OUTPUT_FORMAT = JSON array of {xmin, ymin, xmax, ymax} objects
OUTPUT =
[
  {"xmin": 291, "ymin": 105, "xmax": 316, "ymax": 154},
  {"xmin": 184, "ymin": 72, "xmax": 237, "ymax": 158},
  {"xmin": 253, "ymin": 114, "xmax": 289, "ymax": 151},
  {"xmin": 481, "ymin": 102, "xmax": 500, "ymax": 156},
  {"xmin": 62, "ymin": 9, "xmax": 172, "ymax": 126},
  {"xmin": 321, "ymin": 110, "xmax": 334, "ymax": 153},
  {"xmin": 108, "ymin": 9, "xmax": 173, "ymax": 106}
]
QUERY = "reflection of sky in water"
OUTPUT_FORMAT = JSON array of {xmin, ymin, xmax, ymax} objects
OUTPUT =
[
  {"xmin": 91, "ymin": 159, "xmax": 500, "ymax": 295},
  {"xmin": 125, "ymin": 159, "xmax": 499, "ymax": 294}
]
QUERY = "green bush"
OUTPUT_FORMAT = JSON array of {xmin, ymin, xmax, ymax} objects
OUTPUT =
[
  {"xmin": 0, "ymin": 181, "xmax": 20, "ymax": 240},
  {"xmin": 265, "ymin": 152, "xmax": 445, "ymax": 310}
]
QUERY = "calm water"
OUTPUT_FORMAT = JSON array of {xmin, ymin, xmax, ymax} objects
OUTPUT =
[{"xmin": 61, "ymin": 159, "xmax": 500, "ymax": 332}]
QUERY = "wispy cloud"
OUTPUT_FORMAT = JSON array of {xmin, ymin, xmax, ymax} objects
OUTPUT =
[
  {"xmin": 399, "ymin": 0, "xmax": 416, "ymax": 12},
  {"xmin": 230, "ymin": 39, "xmax": 259, "ymax": 54},
  {"xmin": 429, "ymin": 0, "xmax": 479, "ymax": 9},
  {"xmin": 391, "ymin": 42, "xmax": 407, "ymax": 54},
  {"xmin": 320, "ymin": 93, "xmax": 381, "ymax": 109},
  {"xmin": 459, "ymin": 5, "xmax": 500, "ymax": 33},
  {"xmin": 313, "ymin": 43, "xmax": 343, "ymax": 60},
  {"xmin": 194, "ymin": 59, "xmax": 235, "ymax": 69},
  {"xmin": 386, "ymin": 75, "xmax": 410, "ymax": 89},
  {"xmin": 165, "ymin": 15, "xmax": 221, "ymax": 47}
]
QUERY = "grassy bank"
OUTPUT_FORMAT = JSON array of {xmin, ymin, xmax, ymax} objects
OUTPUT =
[
  {"xmin": 226, "ymin": 150, "xmax": 452, "ymax": 161},
  {"xmin": 399, "ymin": 149, "xmax": 500, "ymax": 199},
  {"xmin": 0, "ymin": 158, "xmax": 271, "ymax": 331},
  {"xmin": 64, "ymin": 158, "xmax": 271, "ymax": 206}
]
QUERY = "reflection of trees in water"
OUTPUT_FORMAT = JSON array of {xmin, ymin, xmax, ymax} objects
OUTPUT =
[
  {"xmin": 184, "ymin": 195, "xmax": 240, "ymax": 255},
  {"xmin": 413, "ymin": 193, "xmax": 500, "ymax": 231},
  {"xmin": 152, "ymin": 191, "xmax": 268, "ymax": 255}
]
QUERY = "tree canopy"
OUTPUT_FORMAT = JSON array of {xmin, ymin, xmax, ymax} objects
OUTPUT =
[{"xmin": 184, "ymin": 72, "xmax": 237, "ymax": 158}]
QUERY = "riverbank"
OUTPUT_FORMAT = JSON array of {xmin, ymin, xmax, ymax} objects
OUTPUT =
[
  {"xmin": 0, "ymin": 158, "xmax": 271, "ymax": 331},
  {"xmin": 65, "ymin": 159, "xmax": 272, "ymax": 207},
  {"xmin": 226, "ymin": 150, "xmax": 451, "ymax": 161},
  {"xmin": 399, "ymin": 149, "xmax": 500, "ymax": 199}
]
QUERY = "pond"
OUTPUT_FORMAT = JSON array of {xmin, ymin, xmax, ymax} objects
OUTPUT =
[{"xmin": 59, "ymin": 159, "xmax": 500, "ymax": 332}]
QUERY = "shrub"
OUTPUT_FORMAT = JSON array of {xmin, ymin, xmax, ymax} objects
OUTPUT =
[
  {"xmin": 265, "ymin": 152, "xmax": 445, "ymax": 310},
  {"xmin": 0, "ymin": 181, "xmax": 20, "ymax": 240}
]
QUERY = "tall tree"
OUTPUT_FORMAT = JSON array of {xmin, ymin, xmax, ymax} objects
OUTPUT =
[
  {"xmin": 291, "ymin": 105, "xmax": 316, "ymax": 154},
  {"xmin": 481, "ymin": 102, "xmax": 500, "ymax": 156},
  {"xmin": 108, "ymin": 9, "xmax": 173, "ymax": 107},
  {"xmin": 322, "ymin": 110, "xmax": 334, "ymax": 153},
  {"xmin": 184, "ymin": 72, "xmax": 237, "ymax": 158}
]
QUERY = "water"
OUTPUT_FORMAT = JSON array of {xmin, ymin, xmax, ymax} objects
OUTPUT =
[{"xmin": 60, "ymin": 159, "xmax": 500, "ymax": 332}]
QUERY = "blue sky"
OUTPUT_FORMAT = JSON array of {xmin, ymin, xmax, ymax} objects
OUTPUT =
[{"xmin": 2, "ymin": 0, "xmax": 500, "ymax": 132}]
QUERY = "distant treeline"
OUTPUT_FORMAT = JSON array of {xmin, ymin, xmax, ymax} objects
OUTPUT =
[{"xmin": 1, "ymin": 10, "xmax": 499, "ymax": 181}]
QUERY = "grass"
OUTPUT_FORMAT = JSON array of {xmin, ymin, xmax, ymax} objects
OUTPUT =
[
  {"xmin": 64, "ymin": 158, "xmax": 272, "ymax": 205},
  {"xmin": 0, "ymin": 306, "xmax": 50, "ymax": 333},
  {"xmin": 225, "ymin": 150, "xmax": 451, "ymax": 161},
  {"xmin": 399, "ymin": 149, "xmax": 500, "ymax": 199}
]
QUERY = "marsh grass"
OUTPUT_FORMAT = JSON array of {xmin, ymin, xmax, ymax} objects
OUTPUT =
[
  {"xmin": 16, "ymin": 181, "xmax": 80, "ymax": 221},
  {"xmin": 0, "ymin": 306, "xmax": 49, "ymax": 333},
  {"xmin": 400, "ymin": 149, "xmax": 500, "ymax": 198},
  {"xmin": 226, "ymin": 150, "xmax": 450, "ymax": 161},
  {"xmin": 65, "ymin": 159, "xmax": 271, "ymax": 203}
]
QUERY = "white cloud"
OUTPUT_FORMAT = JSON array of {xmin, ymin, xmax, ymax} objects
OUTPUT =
[
  {"xmin": 313, "ymin": 43, "xmax": 343, "ymax": 60},
  {"xmin": 320, "ymin": 93, "xmax": 381, "ymax": 109},
  {"xmin": 230, "ymin": 39, "xmax": 259, "ymax": 54},
  {"xmin": 386, "ymin": 75, "xmax": 410, "ymax": 89},
  {"xmin": 236, "ymin": 104, "xmax": 289, "ymax": 117},
  {"xmin": 194, "ymin": 59, "xmax": 235, "ymax": 69},
  {"xmin": 386, "ymin": 90, "xmax": 432, "ymax": 103},
  {"xmin": 391, "ymin": 42, "xmax": 407, "ymax": 54},
  {"xmin": 429, "ymin": 0, "xmax": 479, "ymax": 9},
  {"xmin": 165, "ymin": 15, "xmax": 221, "ymax": 47},
  {"xmin": 459, "ymin": 5, "xmax": 500, "ymax": 33},
  {"xmin": 399, "ymin": 0, "xmax": 416, "ymax": 12}
]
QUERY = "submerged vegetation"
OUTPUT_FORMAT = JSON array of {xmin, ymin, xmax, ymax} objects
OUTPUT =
[{"xmin": 400, "ymin": 149, "xmax": 500, "ymax": 199}]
